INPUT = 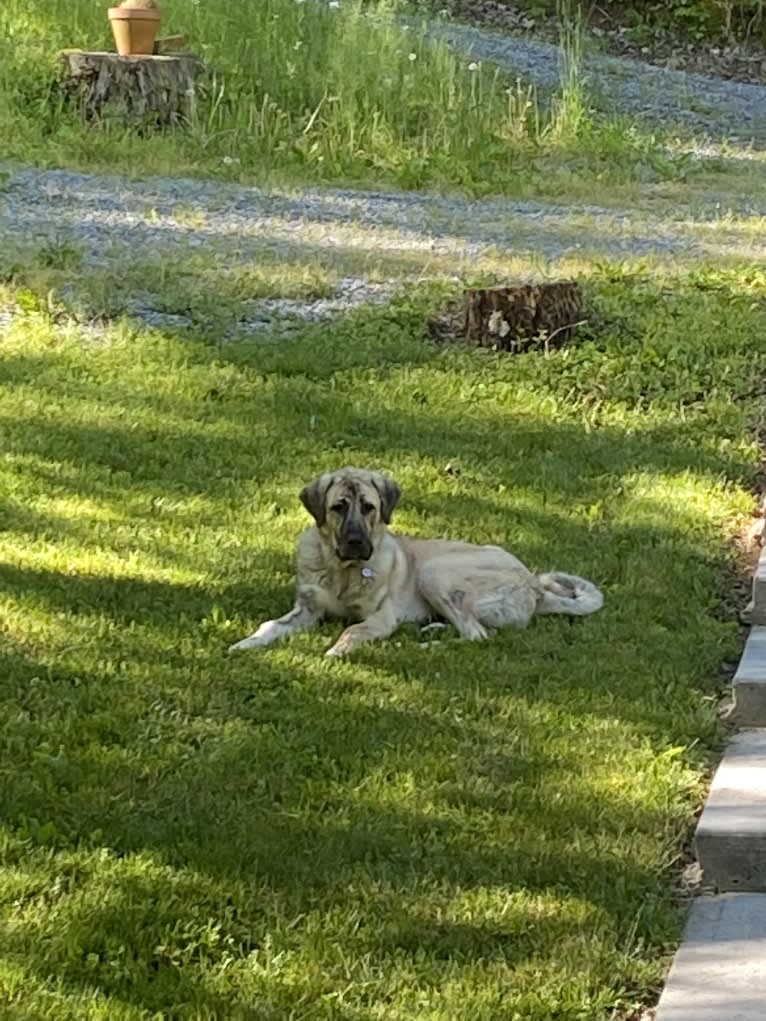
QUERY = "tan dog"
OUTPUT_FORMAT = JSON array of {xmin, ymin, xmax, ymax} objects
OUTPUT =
[{"xmin": 230, "ymin": 467, "xmax": 603, "ymax": 658}]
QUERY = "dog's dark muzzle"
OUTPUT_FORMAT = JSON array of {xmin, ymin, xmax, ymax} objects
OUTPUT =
[{"xmin": 337, "ymin": 527, "xmax": 373, "ymax": 562}]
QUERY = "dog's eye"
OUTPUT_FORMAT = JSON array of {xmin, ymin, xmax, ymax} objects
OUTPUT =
[
  {"xmin": 361, "ymin": 501, "xmax": 375, "ymax": 515},
  {"xmin": 331, "ymin": 501, "xmax": 348, "ymax": 513}
]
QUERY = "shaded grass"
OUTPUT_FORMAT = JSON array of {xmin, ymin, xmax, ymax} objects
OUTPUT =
[
  {"xmin": 0, "ymin": 250, "xmax": 764, "ymax": 1018},
  {"xmin": 0, "ymin": 248, "xmax": 341, "ymax": 331}
]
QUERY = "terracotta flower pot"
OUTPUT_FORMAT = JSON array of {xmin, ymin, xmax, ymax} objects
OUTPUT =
[{"xmin": 108, "ymin": 6, "xmax": 162, "ymax": 56}]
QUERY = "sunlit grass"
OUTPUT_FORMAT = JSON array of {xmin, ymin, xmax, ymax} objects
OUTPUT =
[{"xmin": 0, "ymin": 0, "xmax": 722, "ymax": 196}]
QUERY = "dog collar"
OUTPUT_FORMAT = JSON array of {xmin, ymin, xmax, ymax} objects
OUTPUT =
[{"xmin": 361, "ymin": 567, "xmax": 375, "ymax": 579}]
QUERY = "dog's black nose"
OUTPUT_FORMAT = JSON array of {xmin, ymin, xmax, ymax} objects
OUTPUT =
[{"xmin": 338, "ymin": 534, "xmax": 373, "ymax": 561}]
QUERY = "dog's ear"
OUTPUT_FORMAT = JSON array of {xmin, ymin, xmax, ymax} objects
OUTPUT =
[
  {"xmin": 372, "ymin": 474, "xmax": 401, "ymax": 524},
  {"xmin": 300, "ymin": 473, "xmax": 333, "ymax": 526}
]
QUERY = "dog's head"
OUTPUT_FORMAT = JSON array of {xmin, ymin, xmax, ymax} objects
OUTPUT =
[{"xmin": 299, "ymin": 467, "xmax": 401, "ymax": 562}]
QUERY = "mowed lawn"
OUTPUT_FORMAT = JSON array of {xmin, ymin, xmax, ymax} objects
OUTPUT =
[{"xmin": 0, "ymin": 262, "xmax": 763, "ymax": 1019}]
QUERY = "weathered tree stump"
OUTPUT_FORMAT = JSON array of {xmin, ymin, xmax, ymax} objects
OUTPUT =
[
  {"xmin": 463, "ymin": 281, "xmax": 585, "ymax": 352},
  {"xmin": 59, "ymin": 50, "xmax": 205, "ymax": 126}
]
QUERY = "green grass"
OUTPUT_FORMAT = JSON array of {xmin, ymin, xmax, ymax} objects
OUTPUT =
[
  {"xmin": 0, "ymin": 0, "xmax": 722, "ymax": 197},
  {"xmin": 1, "ymin": 3, "xmax": 762, "ymax": 1013},
  {"xmin": 0, "ymin": 248, "xmax": 763, "ymax": 1019}
]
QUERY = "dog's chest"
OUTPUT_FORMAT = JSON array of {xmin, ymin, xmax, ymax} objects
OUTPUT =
[{"xmin": 325, "ymin": 566, "xmax": 381, "ymax": 620}]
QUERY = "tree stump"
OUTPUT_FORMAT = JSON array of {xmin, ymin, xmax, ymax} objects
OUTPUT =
[
  {"xmin": 463, "ymin": 281, "xmax": 584, "ymax": 352},
  {"xmin": 59, "ymin": 50, "xmax": 205, "ymax": 127}
]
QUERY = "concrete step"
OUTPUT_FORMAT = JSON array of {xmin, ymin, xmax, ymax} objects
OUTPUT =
[
  {"xmin": 655, "ymin": 893, "xmax": 766, "ymax": 1021},
  {"xmin": 695, "ymin": 730, "xmax": 766, "ymax": 892},
  {"xmin": 731, "ymin": 627, "xmax": 766, "ymax": 726},
  {"xmin": 749, "ymin": 545, "xmax": 766, "ymax": 626}
]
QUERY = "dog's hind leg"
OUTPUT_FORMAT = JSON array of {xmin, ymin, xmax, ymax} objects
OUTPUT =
[
  {"xmin": 473, "ymin": 583, "xmax": 537, "ymax": 630},
  {"xmin": 416, "ymin": 564, "xmax": 489, "ymax": 641},
  {"xmin": 229, "ymin": 587, "xmax": 322, "ymax": 652},
  {"xmin": 418, "ymin": 556, "xmax": 538, "ymax": 639}
]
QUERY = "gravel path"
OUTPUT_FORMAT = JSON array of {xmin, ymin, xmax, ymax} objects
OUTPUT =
[
  {"xmin": 1, "ymin": 164, "xmax": 764, "ymax": 335},
  {"xmin": 427, "ymin": 21, "xmax": 766, "ymax": 145},
  {"xmin": 3, "ymin": 26, "xmax": 766, "ymax": 334},
  {"xmin": 3, "ymin": 165, "xmax": 764, "ymax": 269}
]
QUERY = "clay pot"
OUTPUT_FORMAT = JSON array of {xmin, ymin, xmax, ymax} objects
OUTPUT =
[{"xmin": 108, "ymin": 6, "xmax": 162, "ymax": 56}]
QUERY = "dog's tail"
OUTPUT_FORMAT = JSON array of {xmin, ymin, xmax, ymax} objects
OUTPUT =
[{"xmin": 535, "ymin": 571, "xmax": 604, "ymax": 617}]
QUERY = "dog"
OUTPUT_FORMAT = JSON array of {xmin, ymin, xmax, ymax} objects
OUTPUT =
[{"xmin": 229, "ymin": 467, "xmax": 603, "ymax": 658}]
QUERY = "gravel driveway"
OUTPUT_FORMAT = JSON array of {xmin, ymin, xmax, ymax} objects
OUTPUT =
[
  {"xmin": 0, "ymin": 166, "xmax": 732, "ymax": 267},
  {"xmin": 427, "ymin": 21, "xmax": 766, "ymax": 145}
]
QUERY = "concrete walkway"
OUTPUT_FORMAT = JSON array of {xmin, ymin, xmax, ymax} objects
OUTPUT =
[
  {"xmin": 655, "ymin": 543, "xmax": 766, "ymax": 1020},
  {"xmin": 655, "ymin": 894, "xmax": 766, "ymax": 1021}
]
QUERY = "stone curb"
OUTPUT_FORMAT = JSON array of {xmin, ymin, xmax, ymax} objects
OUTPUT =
[
  {"xmin": 751, "ymin": 544, "xmax": 766, "ymax": 626},
  {"xmin": 655, "ymin": 546, "xmax": 766, "ymax": 1018},
  {"xmin": 654, "ymin": 893, "xmax": 766, "ymax": 1020},
  {"xmin": 731, "ymin": 626, "xmax": 766, "ymax": 726},
  {"xmin": 694, "ymin": 730, "xmax": 766, "ymax": 892}
]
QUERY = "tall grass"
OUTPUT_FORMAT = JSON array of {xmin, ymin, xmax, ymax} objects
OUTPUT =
[
  {"xmin": 0, "ymin": 0, "xmax": 533, "ymax": 190},
  {"xmin": 550, "ymin": 1, "xmax": 590, "ymax": 141},
  {"xmin": 0, "ymin": 0, "xmax": 695, "ymax": 194}
]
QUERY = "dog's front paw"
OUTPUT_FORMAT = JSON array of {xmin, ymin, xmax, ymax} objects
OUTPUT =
[
  {"xmin": 229, "ymin": 636, "xmax": 267, "ymax": 652},
  {"xmin": 228, "ymin": 619, "xmax": 282, "ymax": 652},
  {"xmin": 325, "ymin": 633, "xmax": 355, "ymax": 658}
]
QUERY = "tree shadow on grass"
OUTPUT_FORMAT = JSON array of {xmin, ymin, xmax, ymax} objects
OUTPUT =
[
  {"xmin": 0, "ymin": 330, "xmax": 746, "ymax": 1013},
  {"xmin": 0, "ymin": 561, "xmax": 238, "ymax": 626},
  {"xmin": 1, "ymin": 374, "xmax": 753, "ymax": 507},
  {"xmin": 0, "ymin": 567, "xmax": 702, "ymax": 897},
  {"xmin": 0, "ymin": 858, "xmax": 362, "ymax": 1019},
  {"xmin": 0, "ymin": 619, "xmax": 681, "ymax": 1017},
  {"xmin": 0, "ymin": 376, "xmax": 743, "ymax": 744}
]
